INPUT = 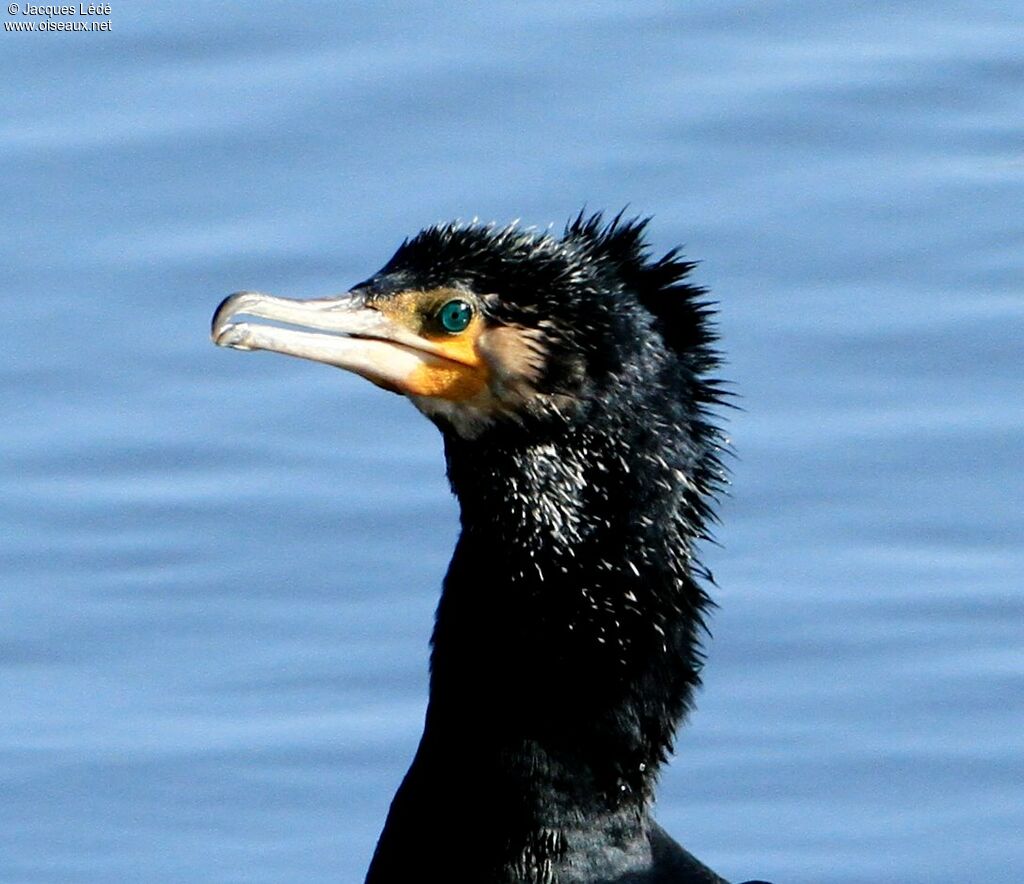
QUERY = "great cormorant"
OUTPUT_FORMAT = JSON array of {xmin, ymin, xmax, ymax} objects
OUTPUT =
[{"xmin": 212, "ymin": 213, "xmax": 769, "ymax": 884}]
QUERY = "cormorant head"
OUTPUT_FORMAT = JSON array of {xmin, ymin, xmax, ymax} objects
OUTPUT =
[{"xmin": 212, "ymin": 212, "xmax": 719, "ymax": 442}]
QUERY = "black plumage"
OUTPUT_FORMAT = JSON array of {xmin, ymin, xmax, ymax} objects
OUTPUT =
[{"xmin": 212, "ymin": 213, "xmax": 769, "ymax": 884}]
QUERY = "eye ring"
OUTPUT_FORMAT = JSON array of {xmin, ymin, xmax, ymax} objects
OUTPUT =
[{"xmin": 437, "ymin": 299, "xmax": 474, "ymax": 334}]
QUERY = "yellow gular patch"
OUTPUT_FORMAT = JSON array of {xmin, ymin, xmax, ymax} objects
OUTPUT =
[
  {"xmin": 406, "ymin": 357, "xmax": 489, "ymax": 400},
  {"xmin": 375, "ymin": 288, "xmax": 491, "ymax": 401}
]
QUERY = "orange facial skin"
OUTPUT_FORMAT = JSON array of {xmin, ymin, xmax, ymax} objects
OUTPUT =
[{"xmin": 373, "ymin": 289, "xmax": 491, "ymax": 401}]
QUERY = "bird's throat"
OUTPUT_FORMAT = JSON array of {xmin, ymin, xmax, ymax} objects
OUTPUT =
[
  {"xmin": 367, "ymin": 427, "xmax": 713, "ymax": 880},
  {"xmin": 433, "ymin": 426, "xmax": 709, "ymax": 802}
]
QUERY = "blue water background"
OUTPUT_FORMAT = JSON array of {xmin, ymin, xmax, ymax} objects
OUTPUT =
[{"xmin": 2, "ymin": 2, "xmax": 1022, "ymax": 882}]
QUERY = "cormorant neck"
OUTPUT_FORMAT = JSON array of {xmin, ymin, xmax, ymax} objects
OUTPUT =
[
  {"xmin": 427, "ymin": 409, "xmax": 712, "ymax": 811},
  {"xmin": 365, "ymin": 387, "xmax": 721, "ymax": 882}
]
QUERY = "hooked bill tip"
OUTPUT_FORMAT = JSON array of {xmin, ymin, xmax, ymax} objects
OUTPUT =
[{"xmin": 211, "ymin": 291, "xmax": 258, "ymax": 345}]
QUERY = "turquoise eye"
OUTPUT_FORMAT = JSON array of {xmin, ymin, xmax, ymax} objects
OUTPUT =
[{"xmin": 438, "ymin": 299, "xmax": 473, "ymax": 333}]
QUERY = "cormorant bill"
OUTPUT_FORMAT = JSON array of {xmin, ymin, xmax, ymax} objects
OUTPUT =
[{"xmin": 212, "ymin": 213, "xmax": 772, "ymax": 884}]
